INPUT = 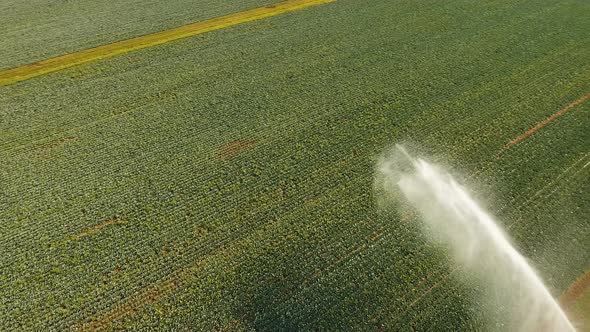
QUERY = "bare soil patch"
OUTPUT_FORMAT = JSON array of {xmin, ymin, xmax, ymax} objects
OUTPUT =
[
  {"xmin": 69, "ymin": 216, "xmax": 126, "ymax": 242},
  {"xmin": 36, "ymin": 136, "xmax": 76, "ymax": 156},
  {"xmin": 218, "ymin": 139, "xmax": 257, "ymax": 159},
  {"xmin": 560, "ymin": 270, "xmax": 590, "ymax": 309}
]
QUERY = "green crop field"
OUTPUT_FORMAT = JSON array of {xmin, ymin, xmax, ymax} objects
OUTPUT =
[{"xmin": 0, "ymin": 0, "xmax": 588, "ymax": 330}]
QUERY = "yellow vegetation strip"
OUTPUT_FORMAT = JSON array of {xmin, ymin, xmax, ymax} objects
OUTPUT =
[
  {"xmin": 500, "ymin": 92, "xmax": 590, "ymax": 153},
  {"xmin": 0, "ymin": 0, "xmax": 334, "ymax": 87}
]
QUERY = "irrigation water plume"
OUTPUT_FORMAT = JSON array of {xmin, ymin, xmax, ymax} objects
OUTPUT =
[{"xmin": 375, "ymin": 145, "xmax": 575, "ymax": 332}]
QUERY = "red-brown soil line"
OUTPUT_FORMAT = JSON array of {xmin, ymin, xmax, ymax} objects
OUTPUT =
[
  {"xmin": 385, "ymin": 270, "xmax": 455, "ymax": 328},
  {"xmin": 503, "ymin": 93, "xmax": 590, "ymax": 151},
  {"xmin": 36, "ymin": 136, "xmax": 77, "ymax": 155},
  {"xmin": 69, "ymin": 217, "xmax": 126, "ymax": 242},
  {"xmin": 218, "ymin": 139, "xmax": 257, "ymax": 159},
  {"xmin": 560, "ymin": 270, "xmax": 590, "ymax": 310},
  {"xmin": 79, "ymin": 277, "xmax": 181, "ymax": 331}
]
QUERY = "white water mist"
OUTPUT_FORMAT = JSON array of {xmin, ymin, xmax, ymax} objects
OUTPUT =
[{"xmin": 375, "ymin": 145, "xmax": 575, "ymax": 332}]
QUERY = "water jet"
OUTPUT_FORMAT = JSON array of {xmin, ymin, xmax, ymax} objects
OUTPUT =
[{"xmin": 375, "ymin": 145, "xmax": 575, "ymax": 332}]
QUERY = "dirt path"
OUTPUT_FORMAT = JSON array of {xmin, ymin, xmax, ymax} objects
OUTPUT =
[{"xmin": 501, "ymin": 93, "xmax": 590, "ymax": 152}]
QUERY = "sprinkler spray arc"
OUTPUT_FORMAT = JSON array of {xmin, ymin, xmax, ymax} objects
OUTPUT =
[{"xmin": 376, "ymin": 145, "xmax": 575, "ymax": 332}]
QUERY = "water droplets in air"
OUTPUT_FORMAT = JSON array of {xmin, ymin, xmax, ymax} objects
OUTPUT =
[{"xmin": 375, "ymin": 145, "xmax": 575, "ymax": 332}]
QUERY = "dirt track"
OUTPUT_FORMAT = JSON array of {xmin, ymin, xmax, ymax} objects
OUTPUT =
[{"xmin": 502, "ymin": 93, "xmax": 590, "ymax": 151}]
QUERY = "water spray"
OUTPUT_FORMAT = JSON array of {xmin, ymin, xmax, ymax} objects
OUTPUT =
[{"xmin": 375, "ymin": 145, "xmax": 575, "ymax": 332}]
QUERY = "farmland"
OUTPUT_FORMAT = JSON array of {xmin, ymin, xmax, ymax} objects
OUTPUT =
[{"xmin": 0, "ymin": 0, "xmax": 589, "ymax": 330}]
